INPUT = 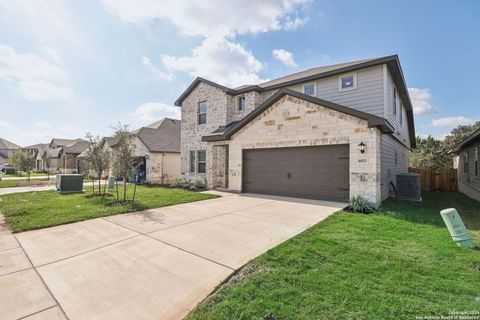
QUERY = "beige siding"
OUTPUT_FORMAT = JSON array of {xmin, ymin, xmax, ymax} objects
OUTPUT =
[
  {"xmin": 384, "ymin": 65, "xmax": 410, "ymax": 148},
  {"xmin": 458, "ymin": 144, "xmax": 480, "ymax": 201},
  {"xmin": 260, "ymin": 65, "xmax": 385, "ymax": 118},
  {"xmin": 145, "ymin": 152, "xmax": 180, "ymax": 184},
  {"xmin": 380, "ymin": 134, "xmax": 409, "ymax": 200}
]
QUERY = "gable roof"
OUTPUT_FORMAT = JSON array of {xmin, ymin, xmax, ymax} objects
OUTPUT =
[
  {"xmin": 0, "ymin": 138, "xmax": 21, "ymax": 150},
  {"xmin": 50, "ymin": 138, "xmax": 84, "ymax": 148},
  {"xmin": 202, "ymin": 89, "xmax": 394, "ymax": 142},
  {"xmin": 175, "ymin": 55, "xmax": 415, "ymax": 147},
  {"xmin": 136, "ymin": 118, "xmax": 181, "ymax": 153},
  {"xmin": 451, "ymin": 128, "xmax": 480, "ymax": 153},
  {"xmin": 62, "ymin": 140, "xmax": 90, "ymax": 154}
]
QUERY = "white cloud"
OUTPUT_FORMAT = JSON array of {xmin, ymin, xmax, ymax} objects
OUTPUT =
[
  {"xmin": 0, "ymin": 0, "xmax": 81, "ymax": 46},
  {"xmin": 103, "ymin": 1, "xmax": 311, "ymax": 88},
  {"xmin": 272, "ymin": 49, "xmax": 297, "ymax": 67},
  {"xmin": 101, "ymin": 0, "xmax": 310, "ymax": 37},
  {"xmin": 0, "ymin": 120, "xmax": 11, "ymax": 128},
  {"xmin": 408, "ymin": 87, "xmax": 437, "ymax": 116},
  {"xmin": 430, "ymin": 116, "xmax": 473, "ymax": 127},
  {"xmin": 162, "ymin": 36, "xmax": 266, "ymax": 87},
  {"xmin": 132, "ymin": 102, "xmax": 180, "ymax": 122},
  {"xmin": 0, "ymin": 44, "xmax": 73, "ymax": 101},
  {"xmin": 16, "ymin": 80, "xmax": 73, "ymax": 101},
  {"xmin": 142, "ymin": 56, "xmax": 174, "ymax": 81}
]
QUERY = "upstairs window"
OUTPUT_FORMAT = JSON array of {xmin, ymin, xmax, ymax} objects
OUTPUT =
[
  {"xmin": 303, "ymin": 83, "xmax": 316, "ymax": 96},
  {"xmin": 339, "ymin": 73, "xmax": 357, "ymax": 91},
  {"xmin": 393, "ymin": 87, "xmax": 397, "ymax": 116},
  {"xmin": 238, "ymin": 96, "xmax": 246, "ymax": 111},
  {"xmin": 189, "ymin": 151, "xmax": 195, "ymax": 173},
  {"xmin": 198, "ymin": 101, "xmax": 207, "ymax": 124},
  {"xmin": 197, "ymin": 150, "xmax": 206, "ymax": 174},
  {"xmin": 400, "ymin": 101, "xmax": 403, "ymax": 124}
]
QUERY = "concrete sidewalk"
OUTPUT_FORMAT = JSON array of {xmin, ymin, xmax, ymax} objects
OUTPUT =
[{"xmin": 0, "ymin": 191, "xmax": 345, "ymax": 320}]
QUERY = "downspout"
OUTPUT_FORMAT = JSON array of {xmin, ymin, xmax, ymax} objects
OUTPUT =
[{"xmin": 161, "ymin": 153, "xmax": 165, "ymax": 185}]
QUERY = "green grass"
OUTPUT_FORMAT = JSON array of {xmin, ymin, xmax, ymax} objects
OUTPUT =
[
  {"xmin": 187, "ymin": 192, "xmax": 480, "ymax": 320},
  {"xmin": 0, "ymin": 179, "xmax": 52, "ymax": 188},
  {"xmin": 1, "ymin": 172, "xmax": 52, "ymax": 177},
  {"xmin": 0, "ymin": 186, "xmax": 217, "ymax": 232}
]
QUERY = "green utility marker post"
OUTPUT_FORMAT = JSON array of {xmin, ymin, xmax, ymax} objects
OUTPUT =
[{"xmin": 440, "ymin": 208, "xmax": 475, "ymax": 249}]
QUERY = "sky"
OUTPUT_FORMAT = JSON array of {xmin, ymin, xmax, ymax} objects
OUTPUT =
[{"xmin": 0, "ymin": 0, "xmax": 479, "ymax": 146}]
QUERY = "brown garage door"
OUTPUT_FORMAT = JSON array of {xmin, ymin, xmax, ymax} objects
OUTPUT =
[{"xmin": 242, "ymin": 145, "xmax": 349, "ymax": 201}]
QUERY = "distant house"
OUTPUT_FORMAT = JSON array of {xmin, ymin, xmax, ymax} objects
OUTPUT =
[
  {"xmin": 101, "ymin": 118, "xmax": 181, "ymax": 184},
  {"xmin": 22, "ymin": 143, "xmax": 48, "ymax": 171},
  {"xmin": 47, "ymin": 138, "xmax": 90, "ymax": 174},
  {"xmin": 0, "ymin": 138, "xmax": 21, "ymax": 165},
  {"xmin": 452, "ymin": 129, "xmax": 480, "ymax": 201}
]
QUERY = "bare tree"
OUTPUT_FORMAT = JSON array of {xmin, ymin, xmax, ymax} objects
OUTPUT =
[
  {"xmin": 111, "ymin": 123, "xmax": 135, "ymax": 204},
  {"xmin": 83, "ymin": 133, "xmax": 110, "ymax": 196}
]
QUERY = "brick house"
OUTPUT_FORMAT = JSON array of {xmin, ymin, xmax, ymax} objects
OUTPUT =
[{"xmin": 175, "ymin": 55, "xmax": 416, "ymax": 207}]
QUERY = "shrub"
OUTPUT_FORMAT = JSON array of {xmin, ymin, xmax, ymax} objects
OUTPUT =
[
  {"xmin": 189, "ymin": 185, "xmax": 198, "ymax": 192},
  {"xmin": 346, "ymin": 196, "xmax": 375, "ymax": 214},
  {"xmin": 195, "ymin": 178, "xmax": 207, "ymax": 188}
]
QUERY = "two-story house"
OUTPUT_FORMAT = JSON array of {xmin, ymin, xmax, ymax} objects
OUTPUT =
[{"xmin": 175, "ymin": 55, "xmax": 415, "ymax": 207}]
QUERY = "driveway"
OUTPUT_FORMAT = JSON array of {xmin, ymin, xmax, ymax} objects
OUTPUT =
[{"xmin": 0, "ymin": 191, "xmax": 345, "ymax": 320}]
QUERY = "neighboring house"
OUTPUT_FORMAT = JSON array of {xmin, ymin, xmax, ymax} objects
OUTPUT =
[
  {"xmin": 100, "ymin": 118, "xmax": 181, "ymax": 184},
  {"xmin": 0, "ymin": 138, "xmax": 21, "ymax": 165},
  {"xmin": 175, "ymin": 55, "xmax": 416, "ymax": 207},
  {"xmin": 22, "ymin": 143, "xmax": 48, "ymax": 171},
  {"xmin": 451, "ymin": 129, "xmax": 480, "ymax": 201},
  {"xmin": 47, "ymin": 138, "xmax": 89, "ymax": 174}
]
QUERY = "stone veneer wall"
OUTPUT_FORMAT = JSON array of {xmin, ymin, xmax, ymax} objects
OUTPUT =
[
  {"xmin": 211, "ymin": 95, "xmax": 383, "ymax": 206},
  {"xmin": 180, "ymin": 82, "xmax": 230, "ymax": 182}
]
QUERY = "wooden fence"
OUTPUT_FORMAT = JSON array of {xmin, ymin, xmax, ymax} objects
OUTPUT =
[{"xmin": 408, "ymin": 167, "xmax": 458, "ymax": 192}]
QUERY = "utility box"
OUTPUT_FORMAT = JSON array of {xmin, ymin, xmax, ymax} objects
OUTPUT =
[
  {"xmin": 396, "ymin": 173, "xmax": 421, "ymax": 201},
  {"xmin": 56, "ymin": 174, "xmax": 84, "ymax": 193},
  {"xmin": 107, "ymin": 176, "xmax": 116, "ymax": 189},
  {"xmin": 440, "ymin": 208, "xmax": 474, "ymax": 249}
]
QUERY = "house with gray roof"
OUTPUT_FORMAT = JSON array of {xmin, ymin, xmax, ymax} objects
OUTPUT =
[
  {"xmin": 100, "ymin": 118, "xmax": 181, "ymax": 184},
  {"xmin": 45, "ymin": 138, "xmax": 90, "ymax": 174},
  {"xmin": 451, "ymin": 128, "xmax": 480, "ymax": 201},
  {"xmin": 175, "ymin": 55, "xmax": 416, "ymax": 207},
  {"xmin": 0, "ymin": 138, "xmax": 21, "ymax": 165}
]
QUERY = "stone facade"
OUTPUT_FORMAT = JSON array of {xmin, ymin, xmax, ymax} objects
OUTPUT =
[{"xmin": 211, "ymin": 96, "xmax": 382, "ymax": 206}]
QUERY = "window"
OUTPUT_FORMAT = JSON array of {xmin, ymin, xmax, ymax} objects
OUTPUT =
[
  {"xmin": 303, "ymin": 83, "xmax": 316, "ymax": 96},
  {"xmin": 400, "ymin": 101, "xmax": 403, "ymax": 124},
  {"xmin": 189, "ymin": 151, "xmax": 195, "ymax": 173},
  {"xmin": 464, "ymin": 151, "xmax": 469, "ymax": 174},
  {"xmin": 475, "ymin": 147, "xmax": 479, "ymax": 176},
  {"xmin": 197, "ymin": 150, "xmax": 206, "ymax": 174},
  {"xmin": 198, "ymin": 101, "xmax": 207, "ymax": 124},
  {"xmin": 339, "ymin": 73, "xmax": 357, "ymax": 91},
  {"xmin": 393, "ymin": 87, "xmax": 397, "ymax": 116},
  {"xmin": 238, "ymin": 96, "xmax": 246, "ymax": 111}
]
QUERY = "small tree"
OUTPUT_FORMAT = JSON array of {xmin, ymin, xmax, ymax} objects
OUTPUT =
[
  {"xmin": 10, "ymin": 151, "xmax": 34, "ymax": 181},
  {"xmin": 111, "ymin": 123, "xmax": 136, "ymax": 204},
  {"xmin": 42, "ymin": 151, "xmax": 51, "ymax": 180},
  {"xmin": 83, "ymin": 133, "xmax": 110, "ymax": 196}
]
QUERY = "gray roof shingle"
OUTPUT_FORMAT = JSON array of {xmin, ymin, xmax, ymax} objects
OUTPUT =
[
  {"xmin": 136, "ymin": 118, "xmax": 180, "ymax": 153},
  {"xmin": 0, "ymin": 138, "xmax": 21, "ymax": 150}
]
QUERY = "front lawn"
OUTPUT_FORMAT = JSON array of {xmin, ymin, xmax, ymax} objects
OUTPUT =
[
  {"xmin": 0, "ymin": 186, "xmax": 217, "ymax": 232},
  {"xmin": 188, "ymin": 192, "xmax": 480, "ymax": 320},
  {"xmin": 1, "ymin": 172, "xmax": 52, "ymax": 177}
]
